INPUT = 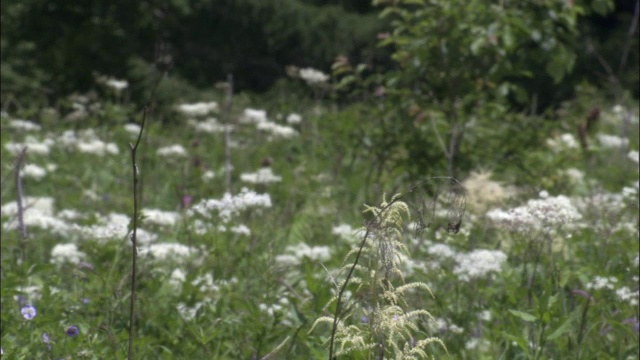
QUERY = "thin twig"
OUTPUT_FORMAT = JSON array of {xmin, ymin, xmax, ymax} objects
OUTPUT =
[
  {"xmin": 14, "ymin": 147, "xmax": 29, "ymax": 262},
  {"xmin": 618, "ymin": 0, "xmax": 639, "ymax": 75},
  {"xmin": 127, "ymin": 106, "xmax": 149, "ymax": 360}
]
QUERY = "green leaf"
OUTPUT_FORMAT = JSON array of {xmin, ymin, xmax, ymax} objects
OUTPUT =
[
  {"xmin": 547, "ymin": 317, "xmax": 574, "ymax": 340},
  {"xmin": 509, "ymin": 309, "xmax": 537, "ymax": 322}
]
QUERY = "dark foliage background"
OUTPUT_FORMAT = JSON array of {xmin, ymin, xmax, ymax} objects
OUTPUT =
[{"xmin": 1, "ymin": 0, "xmax": 637, "ymax": 108}]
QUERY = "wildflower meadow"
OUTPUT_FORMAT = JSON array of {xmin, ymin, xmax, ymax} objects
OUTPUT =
[{"xmin": 1, "ymin": 1, "xmax": 639, "ymax": 359}]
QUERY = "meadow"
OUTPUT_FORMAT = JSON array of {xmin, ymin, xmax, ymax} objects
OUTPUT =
[{"xmin": 1, "ymin": 69, "xmax": 638, "ymax": 360}]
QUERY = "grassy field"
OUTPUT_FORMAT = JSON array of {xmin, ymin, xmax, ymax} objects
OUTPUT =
[{"xmin": 1, "ymin": 77, "xmax": 638, "ymax": 359}]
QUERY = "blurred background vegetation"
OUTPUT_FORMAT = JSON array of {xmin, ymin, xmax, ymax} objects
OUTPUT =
[{"xmin": 1, "ymin": 0, "xmax": 638, "ymax": 183}]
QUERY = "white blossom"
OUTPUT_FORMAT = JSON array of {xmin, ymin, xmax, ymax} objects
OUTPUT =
[
  {"xmin": 586, "ymin": 276, "xmax": 618, "ymax": 290},
  {"xmin": 275, "ymin": 242, "xmax": 331, "ymax": 266},
  {"xmin": 240, "ymin": 168, "xmax": 282, "ymax": 184},
  {"xmin": 187, "ymin": 118, "xmax": 230, "ymax": 133},
  {"xmin": 615, "ymin": 286, "xmax": 639, "ymax": 306},
  {"xmin": 139, "ymin": 243, "xmax": 195, "ymax": 261},
  {"xmin": 177, "ymin": 102, "xmax": 219, "ymax": 116},
  {"xmin": 240, "ymin": 108, "xmax": 268, "ymax": 124},
  {"xmin": 487, "ymin": 192, "xmax": 582, "ymax": 231},
  {"xmin": 453, "ymin": 249, "xmax": 507, "ymax": 281},
  {"xmin": 105, "ymin": 78, "xmax": 128, "ymax": 91},
  {"xmin": 77, "ymin": 139, "xmax": 119, "ymax": 155},
  {"xmin": 299, "ymin": 67, "xmax": 329, "ymax": 85},
  {"xmin": 157, "ymin": 144, "xmax": 187, "ymax": 157},
  {"xmin": 21, "ymin": 164, "xmax": 47, "ymax": 180},
  {"xmin": 546, "ymin": 133, "xmax": 579, "ymax": 151},
  {"xmin": 124, "ymin": 123, "xmax": 141, "ymax": 135},
  {"xmin": 286, "ymin": 113, "xmax": 302, "ymax": 124},
  {"xmin": 256, "ymin": 121, "xmax": 297, "ymax": 139},
  {"xmin": 628, "ymin": 150, "xmax": 639, "ymax": 164},
  {"xmin": 9, "ymin": 119, "xmax": 41, "ymax": 131},
  {"xmin": 51, "ymin": 243, "xmax": 85, "ymax": 265},
  {"xmin": 188, "ymin": 188, "xmax": 271, "ymax": 223},
  {"xmin": 597, "ymin": 133, "xmax": 629, "ymax": 148},
  {"xmin": 142, "ymin": 208, "xmax": 180, "ymax": 227}
]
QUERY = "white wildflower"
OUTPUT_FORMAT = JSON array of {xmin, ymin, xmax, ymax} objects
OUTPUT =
[
  {"xmin": 169, "ymin": 268, "xmax": 187, "ymax": 288},
  {"xmin": 202, "ymin": 170, "xmax": 216, "ymax": 181},
  {"xmin": 615, "ymin": 286, "xmax": 639, "ymax": 306},
  {"xmin": 139, "ymin": 243, "xmax": 195, "ymax": 262},
  {"xmin": 188, "ymin": 188, "xmax": 271, "ymax": 223},
  {"xmin": 177, "ymin": 102, "xmax": 219, "ymax": 116},
  {"xmin": 105, "ymin": 78, "xmax": 128, "ymax": 91},
  {"xmin": 256, "ymin": 121, "xmax": 297, "ymax": 139},
  {"xmin": 547, "ymin": 133, "xmax": 579, "ymax": 151},
  {"xmin": 124, "ymin": 123, "xmax": 141, "ymax": 135},
  {"xmin": 586, "ymin": 276, "xmax": 618, "ymax": 290},
  {"xmin": 9, "ymin": 119, "xmax": 41, "ymax": 131},
  {"xmin": 487, "ymin": 192, "xmax": 582, "ymax": 231},
  {"xmin": 299, "ymin": 67, "xmax": 329, "ymax": 85},
  {"xmin": 51, "ymin": 243, "xmax": 85, "ymax": 265},
  {"xmin": 230, "ymin": 224, "xmax": 251, "ymax": 235},
  {"xmin": 563, "ymin": 168, "xmax": 585, "ymax": 183},
  {"xmin": 597, "ymin": 133, "xmax": 629, "ymax": 148},
  {"xmin": 77, "ymin": 139, "xmax": 119, "ymax": 155},
  {"xmin": 463, "ymin": 170, "xmax": 512, "ymax": 213},
  {"xmin": 286, "ymin": 113, "xmax": 302, "ymax": 124},
  {"xmin": 427, "ymin": 243, "xmax": 457, "ymax": 259},
  {"xmin": 628, "ymin": 150, "xmax": 639, "ymax": 164},
  {"xmin": 188, "ymin": 118, "xmax": 230, "ymax": 133},
  {"xmin": 176, "ymin": 302, "xmax": 205, "ymax": 321},
  {"xmin": 453, "ymin": 249, "xmax": 507, "ymax": 281},
  {"xmin": 21, "ymin": 164, "xmax": 47, "ymax": 180},
  {"xmin": 275, "ymin": 242, "xmax": 331, "ymax": 266},
  {"xmin": 240, "ymin": 168, "xmax": 282, "ymax": 184},
  {"xmin": 240, "ymin": 108, "xmax": 268, "ymax": 124},
  {"xmin": 332, "ymin": 224, "xmax": 358, "ymax": 243},
  {"xmin": 157, "ymin": 144, "xmax": 187, "ymax": 157},
  {"xmin": 142, "ymin": 208, "xmax": 180, "ymax": 227}
]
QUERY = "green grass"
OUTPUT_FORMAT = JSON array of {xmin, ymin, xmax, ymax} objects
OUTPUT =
[{"xmin": 1, "ymin": 87, "xmax": 638, "ymax": 359}]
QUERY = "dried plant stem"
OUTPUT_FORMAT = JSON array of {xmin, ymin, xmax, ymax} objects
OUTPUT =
[
  {"xmin": 127, "ymin": 106, "xmax": 149, "ymax": 360},
  {"xmin": 14, "ymin": 147, "xmax": 28, "ymax": 263}
]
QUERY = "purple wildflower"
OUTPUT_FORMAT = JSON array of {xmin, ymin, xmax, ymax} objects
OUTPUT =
[
  {"xmin": 361, "ymin": 315, "xmax": 369, "ymax": 324},
  {"xmin": 65, "ymin": 326, "xmax": 80, "ymax": 337},
  {"xmin": 21, "ymin": 305, "xmax": 37, "ymax": 320}
]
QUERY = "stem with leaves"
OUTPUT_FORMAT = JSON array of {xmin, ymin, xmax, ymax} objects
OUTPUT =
[{"xmin": 14, "ymin": 147, "xmax": 28, "ymax": 263}]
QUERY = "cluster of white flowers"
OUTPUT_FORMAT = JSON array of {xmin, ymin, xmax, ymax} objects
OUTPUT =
[
  {"xmin": 597, "ymin": 133, "xmax": 629, "ymax": 148},
  {"xmin": 487, "ymin": 191, "xmax": 582, "ymax": 231},
  {"xmin": 275, "ymin": 242, "xmax": 331, "ymax": 266},
  {"xmin": 286, "ymin": 113, "xmax": 302, "ymax": 124},
  {"xmin": 332, "ymin": 223, "xmax": 359, "ymax": 243},
  {"xmin": 55, "ymin": 129, "xmax": 119, "ymax": 155},
  {"xmin": 562, "ymin": 168, "xmax": 585, "ymax": 184},
  {"xmin": 240, "ymin": 168, "xmax": 282, "ymax": 184},
  {"xmin": 177, "ymin": 101, "xmax": 219, "ymax": 116},
  {"xmin": 240, "ymin": 108, "xmax": 268, "ymax": 124},
  {"xmin": 188, "ymin": 188, "xmax": 272, "ymax": 223},
  {"xmin": 615, "ymin": 286, "xmax": 639, "ymax": 306},
  {"xmin": 51, "ymin": 243, "xmax": 86, "ymax": 265},
  {"xmin": 104, "ymin": 77, "xmax": 128, "ymax": 91},
  {"xmin": 463, "ymin": 170, "xmax": 512, "ymax": 213},
  {"xmin": 21, "ymin": 164, "xmax": 47, "ymax": 180},
  {"xmin": 5, "ymin": 136, "xmax": 55, "ymax": 155},
  {"xmin": 1, "ymin": 197, "xmax": 70, "ymax": 234},
  {"xmin": 187, "ymin": 118, "xmax": 230, "ymax": 134},
  {"xmin": 299, "ymin": 67, "xmax": 329, "ymax": 85},
  {"xmin": 628, "ymin": 150, "xmax": 639, "ymax": 164},
  {"xmin": 586, "ymin": 276, "xmax": 618, "ymax": 290},
  {"xmin": 453, "ymin": 249, "xmax": 507, "ymax": 281},
  {"xmin": 142, "ymin": 208, "xmax": 180, "ymax": 227},
  {"xmin": 79, "ymin": 212, "xmax": 130, "ymax": 241},
  {"xmin": 546, "ymin": 133, "xmax": 579, "ymax": 151},
  {"xmin": 202, "ymin": 170, "xmax": 216, "ymax": 181},
  {"xmin": 139, "ymin": 243, "xmax": 195, "ymax": 262},
  {"xmin": 259, "ymin": 297, "xmax": 292, "ymax": 325},
  {"xmin": 77, "ymin": 139, "xmax": 120, "ymax": 155},
  {"xmin": 9, "ymin": 119, "xmax": 41, "ymax": 131},
  {"xmin": 256, "ymin": 120, "xmax": 297, "ymax": 139},
  {"xmin": 428, "ymin": 317, "xmax": 464, "ymax": 334},
  {"xmin": 123, "ymin": 123, "xmax": 141, "ymax": 135},
  {"xmin": 157, "ymin": 144, "xmax": 188, "ymax": 157},
  {"xmin": 426, "ymin": 243, "xmax": 457, "ymax": 259}
]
